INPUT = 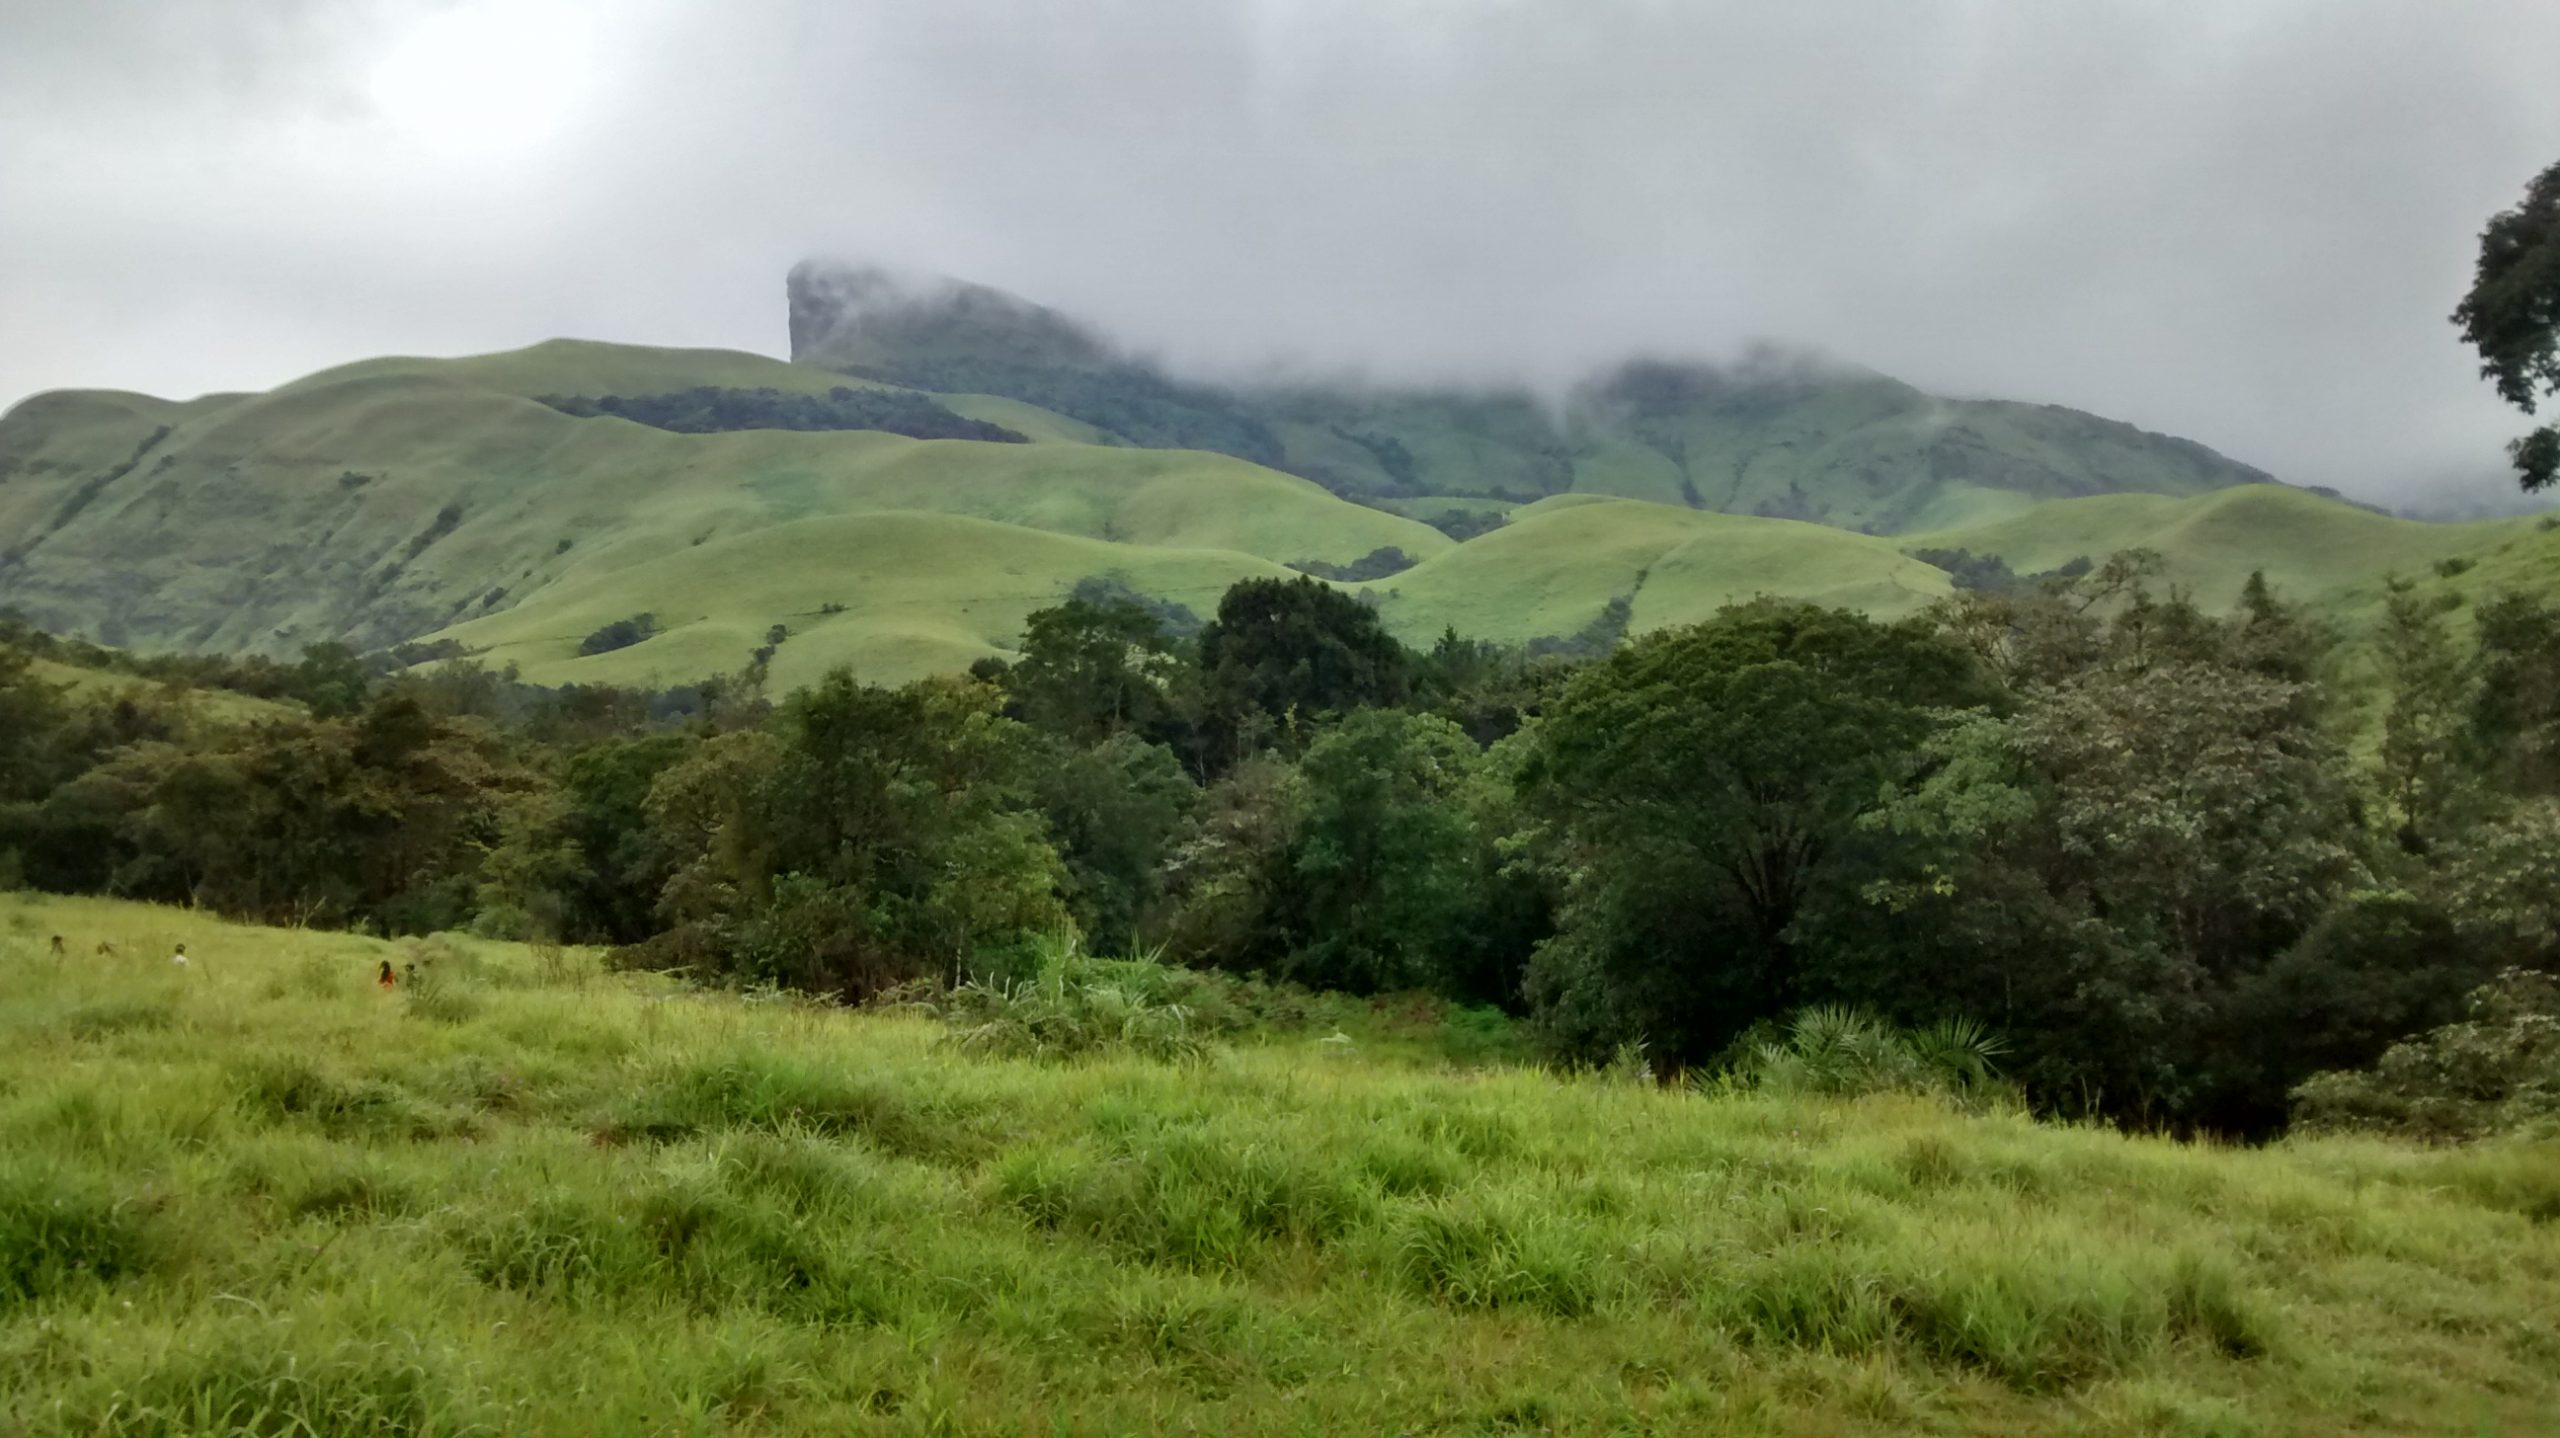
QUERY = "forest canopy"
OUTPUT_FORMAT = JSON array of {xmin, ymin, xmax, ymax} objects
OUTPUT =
[
  {"xmin": 5, "ymin": 556, "xmax": 2556, "ymax": 1140},
  {"xmin": 540, "ymin": 385, "xmax": 1028, "ymax": 443}
]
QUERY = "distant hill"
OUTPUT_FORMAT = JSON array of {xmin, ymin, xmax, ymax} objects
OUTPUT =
[
  {"xmin": 790, "ymin": 260, "xmax": 2278, "ymax": 533},
  {"xmin": 2, "ymin": 308, "xmax": 2550, "ymax": 689},
  {"xmin": 0, "ymin": 339, "xmax": 1439, "ymax": 677}
]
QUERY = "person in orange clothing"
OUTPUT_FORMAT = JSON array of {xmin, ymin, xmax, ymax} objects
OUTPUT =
[{"xmin": 377, "ymin": 960, "xmax": 396, "ymax": 990}]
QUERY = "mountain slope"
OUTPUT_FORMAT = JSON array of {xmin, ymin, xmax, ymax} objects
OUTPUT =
[
  {"xmin": 1909, "ymin": 485, "xmax": 2534, "ymax": 609},
  {"xmin": 433, "ymin": 511, "xmax": 1296, "ymax": 689},
  {"xmin": 1363, "ymin": 496, "xmax": 1955, "ymax": 646},
  {"xmin": 0, "ymin": 343, "xmax": 1441, "ymax": 666},
  {"xmin": 5, "ymin": 328, "xmax": 2551, "ymax": 690},
  {"xmin": 789, "ymin": 260, "xmax": 2279, "ymax": 532}
]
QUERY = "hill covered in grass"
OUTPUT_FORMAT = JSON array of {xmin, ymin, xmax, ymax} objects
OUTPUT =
[
  {"xmin": 790, "ymin": 259, "xmax": 2280, "ymax": 530},
  {"xmin": 2, "ymin": 891, "xmax": 2554, "ymax": 1434},
  {"xmin": 1358, "ymin": 496, "xmax": 1959, "ymax": 647},
  {"xmin": 0, "ymin": 339, "xmax": 1444, "ymax": 678},
  {"xmin": 4, "ymin": 316, "xmax": 2556, "ymax": 689}
]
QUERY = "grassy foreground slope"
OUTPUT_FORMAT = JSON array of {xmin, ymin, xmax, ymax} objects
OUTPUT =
[{"xmin": 5, "ymin": 894, "xmax": 2555, "ymax": 1436}]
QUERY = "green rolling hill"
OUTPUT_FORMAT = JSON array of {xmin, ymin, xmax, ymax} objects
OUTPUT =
[
  {"xmin": 436, "ymin": 512, "xmax": 1299, "ymax": 691},
  {"xmin": 0, "ymin": 339, "xmax": 1442, "ymax": 677},
  {"xmin": 1362, "ymin": 496, "xmax": 1957, "ymax": 647},
  {"xmin": 3, "ymin": 280, "xmax": 2555, "ymax": 690},
  {"xmin": 1908, "ymin": 484, "xmax": 2555, "ymax": 619}
]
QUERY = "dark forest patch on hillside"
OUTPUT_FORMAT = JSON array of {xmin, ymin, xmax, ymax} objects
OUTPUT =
[{"xmin": 541, "ymin": 387, "xmax": 1027, "ymax": 444}]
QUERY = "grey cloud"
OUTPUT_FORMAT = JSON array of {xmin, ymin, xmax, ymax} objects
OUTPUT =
[{"xmin": 3, "ymin": 0, "xmax": 2557, "ymax": 503}]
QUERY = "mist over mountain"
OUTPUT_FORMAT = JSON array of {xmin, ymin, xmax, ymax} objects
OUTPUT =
[
  {"xmin": 787, "ymin": 258, "xmax": 2277, "ymax": 533},
  {"xmin": 6, "ymin": 250, "xmax": 2542, "ymax": 692}
]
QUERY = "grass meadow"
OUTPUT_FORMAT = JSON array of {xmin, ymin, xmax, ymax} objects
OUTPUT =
[{"xmin": 2, "ymin": 891, "xmax": 2555, "ymax": 1435}]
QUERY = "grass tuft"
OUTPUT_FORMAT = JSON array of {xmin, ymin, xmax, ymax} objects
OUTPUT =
[{"xmin": 0, "ymin": 1164, "xmax": 153, "ymax": 1307}]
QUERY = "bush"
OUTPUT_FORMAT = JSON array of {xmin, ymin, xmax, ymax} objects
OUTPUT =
[
  {"xmin": 1423, "ymin": 509, "xmax": 1508, "ymax": 542},
  {"xmin": 2291, "ymin": 968, "xmax": 2560, "ymax": 1141},
  {"xmin": 936, "ymin": 934, "xmax": 1212, "ymax": 1063},
  {"xmin": 578, "ymin": 613, "xmax": 659, "ymax": 656},
  {"xmin": 1721, "ymin": 1007, "xmax": 2015, "ymax": 1109},
  {"xmin": 1288, "ymin": 547, "xmax": 1420, "ymax": 582}
]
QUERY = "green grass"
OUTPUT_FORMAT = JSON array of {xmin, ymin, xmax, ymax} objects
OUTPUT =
[
  {"xmin": 436, "ymin": 512, "xmax": 1298, "ymax": 689},
  {"xmin": 0, "ymin": 344, "xmax": 1445, "ymax": 670},
  {"xmin": 1365, "ymin": 496, "xmax": 1955, "ymax": 647},
  {"xmin": 932, "ymin": 392, "xmax": 1119, "ymax": 446},
  {"xmin": 3, "ymin": 892, "xmax": 2554, "ymax": 1434},
  {"xmin": 1907, "ymin": 485, "xmax": 2538, "ymax": 612},
  {"xmin": 271, "ymin": 338, "xmax": 892, "ymax": 401},
  {"xmin": 23, "ymin": 656, "xmax": 298, "ymax": 726}
]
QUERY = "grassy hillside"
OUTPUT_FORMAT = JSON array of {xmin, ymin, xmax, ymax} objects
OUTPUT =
[
  {"xmin": 272, "ymin": 337, "xmax": 901, "ymax": 401},
  {"xmin": 436, "ymin": 513, "xmax": 1298, "ymax": 689},
  {"xmin": 23, "ymin": 655, "xmax": 297, "ymax": 726},
  {"xmin": 0, "ymin": 344, "xmax": 1443, "ymax": 669},
  {"xmin": 1909, "ymin": 485, "xmax": 2539, "ymax": 610},
  {"xmin": 1365, "ymin": 497, "xmax": 1955, "ymax": 646},
  {"xmin": 9, "ymin": 333, "xmax": 2560, "ymax": 690},
  {"xmin": 3, "ymin": 892, "xmax": 2554, "ymax": 1434}
]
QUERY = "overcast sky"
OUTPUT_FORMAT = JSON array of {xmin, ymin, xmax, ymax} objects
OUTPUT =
[{"xmin": 3, "ymin": 0, "xmax": 2556, "ymax": 504}]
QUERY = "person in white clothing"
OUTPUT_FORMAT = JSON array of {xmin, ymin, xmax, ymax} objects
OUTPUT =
[{"xmin": 171, "ymin": 943, "xmax": 188, "ymax": 967}]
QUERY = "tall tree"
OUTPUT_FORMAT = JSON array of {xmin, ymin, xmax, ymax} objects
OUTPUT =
[
  {"xmin": 1287, "ymin": 710, "xmax": 1486, "ymax": 994},
  {"xmin": 1513, "ymin": 601, "xmax": 1990, "ymax": 1065},
  {"xmin": 1195, "ymin": 577, "xmax": 1409, "ymax": 765},
  {"xmin": 2451, "ymin": 157, "xmax": 2560, "ymax": 491},
  {"xmin": 1003, "ymin": 597, "xmax": 1181, "ymax": 743}
]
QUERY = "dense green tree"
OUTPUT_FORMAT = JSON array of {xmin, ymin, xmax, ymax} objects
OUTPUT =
[
  {"xmin": 1033, "ymin": 733, "xmax": 1196, "ymax": 952},
  {"xmin": 642, "ymin": 673, "xmax": 1069, "ymax": 995},
  {"xmin": 1195, "ymin": 577, "xmax": 1409, "ymax": 764},
  {"xmin": 2293, "ymin": 967, "xmax": 2560, "ymax": 1141},
  {"xmin": 2470, "ymin": 592, "xmax": 2560, "ymax": 795},
  {"xmin": 61, "ymin": 692, "xmax": 526, "ymax": 929},
  {"xmin": 1869, "ymin": 579, "xmax": 2372, "ymax": 1125},
  {"xmin": 1513, "ymin": 601, "xmax": 1990, "ymax": 1066},
  {"xmin": 0, "ymin": 649, "xmax": 72, "ymax": 804},
  {"xmin": 1413, "ymin": 627, "xmax": 1579, "ymax": 746},
  {"xmin": 291, "ymin": 642, "xmax": 372, "ymax": 718},
  {"xmin": 2206, "ymin": 892, "xmax": 2486, "ymax": 1133},
  {"xmin": 1285, "ymin": 710, "xmax": 1486, "ymax": 994},
  {"xmin": 2451, "ymin": 157, "xmax": 2560, "ymax": 490},
  {"xmin": 2429, "ymin": 797, "xmax": 2560, "ymax": 968},
  {"xmin": 2372, "ymin": 585, "xmax": 2481, "ymax": 854},
  {"xmin": 1160, "ymin": 756, "xmax": 1307, "ymax": 973},
  {"xmin": 476, "ymin": 732, "xmax": 696, "ymax": 942},
  {"xmin": 1003, "ymin": 598, "xmax": 1182, "ymax": 743}
]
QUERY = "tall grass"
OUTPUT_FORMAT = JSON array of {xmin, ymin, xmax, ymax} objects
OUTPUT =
[{"xmin": 0, "ymin": 891, "xmax": 2554, "ymax": 1434}]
